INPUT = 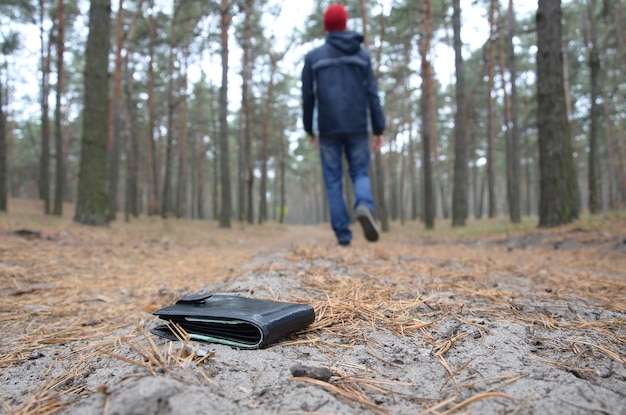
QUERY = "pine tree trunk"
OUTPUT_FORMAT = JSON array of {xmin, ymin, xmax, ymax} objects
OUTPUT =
[
  {"xmin": 39, "ymin": 0, "xmax": 51, "ymax": 214},
  {"xmin": 465, "ymin": 76, "xmax": 480, "ymax": 218},
  {"xmin": 0, "ymin": 80, "xmax": 6, "ymax": 212},
  {"xmin": 146, "ymin": 0, "xmax": 159, "ymax": 215},
  {"xmin": 259, "ymin": 55, "xmax": 279, "ymax": 224},
  {"xmin": 389, "ymin": 136, "xmax": 398, "ymax": 221},
  {"xmin": 107, "ymin": 0, "xmax": 124, "ymax": 221},
  {"xmin": 238, "ymin": 0, "xmax": 253, "ymax": 224},
  {"xmin": 176, "ymin": 9, "xmax": 191, "ymax": 219},
  {"xmin": 486, "ymin": 0, "xmax": 497, "ymax": 218},
  {"xmin": 451, "ymin": 0, "xmax": 467, "ymax": 227},
  {"xmin": 537, "ymin": 0, "xmax": 579, "ymax": 227},
  {"xmin": 123, "ymin": 59, "xmax": 139, "ymax": 220},
  {"xmin": 360, "ymin": 0, "xmax": 389, "ymax": 231},
  {"xmin": 53, "ymin": 0, "xmax": 65, "ymax": 216},
  {"xmin": 218, "ymin": 0, "xmax": 232, "ymax": 228},
  {"xmin": 161, "ymin": 1, "xmax": 179, "ymax": 218},
  {"xmin": 587, "ymin": 0, "xmax": 602, "ymax": 213},
  {"xmin": 279, "ymin": 119, "xmax": 286, "ymax": 224},
  {"xmin": 614, "ymin": 2, "xmax": 626, "ymax": 205},
  {"xmin": 506, "ymin": 0, "xmax": 521, "ymax": 223},
  {"xmin": 75, "ymin": 0, "xmax": 111, "ymax": 226},
  {"xmin": 419, "ymin": 0, "xmax": 435, "ymax": 229},
  {"xmin": 122, "ymin": 0, "xmax": 144, "ymax": 220},
  {"xmin": 408, "ymin": 114, "xmax": 418, "ymax": 221}
]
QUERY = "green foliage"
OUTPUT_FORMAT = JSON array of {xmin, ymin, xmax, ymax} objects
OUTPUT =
[{"xmin": 0, "ymin": 0, "xmax": 36, "ymax": 24}]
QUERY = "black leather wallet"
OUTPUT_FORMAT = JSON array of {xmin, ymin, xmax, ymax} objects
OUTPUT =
[{"xmin": 150, "ymin": 294, "xmax": 315, "ymax": 349}]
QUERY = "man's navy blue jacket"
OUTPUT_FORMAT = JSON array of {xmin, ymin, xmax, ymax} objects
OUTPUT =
[{"xmin": 302, "ymin": 31, "xmax": 386, "ymax": 138}]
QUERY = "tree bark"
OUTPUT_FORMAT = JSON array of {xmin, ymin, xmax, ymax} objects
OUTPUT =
[
  {"xmin": 451, "ymin": 0, "xmax": 467, "ymax": 227},
  {"xmin": 419, "ymin": 0, "xmax": 435, "ymax": 229},
  {"xmin": 0, "ymin": 79, "xmax": 6, "ymax": 212},
  {"xmin": 486, "ymin": 0, "xmax": 497, "ymax": 218},
  {"xmin": 278, "ymin": 118, "xmax": 286, "ymax": 224},
  {"xmin": 537, "ymin": 0, "xmax": 579, "ymax": 227},
  {"xmin": 361, "ymin": 3, "xmax": 389, "ymax": 231},
  {"xmin": 39, "ymin": 0, "xmax": 51, "ymax": 214},
  {"xmin": 107, "ymin": 0, "xmax": 124, "ymax": 221},
  {"xmin": 161, "ymin": 0, "xmax": 179, "ymax": 218},
  {"xmin": 238, "ymin": 0, "xmax": 254, "ymax": 224},
  {"xmin": 75, "ymin": 0, "xmax": 111, "ymax": 226},
  {"xmin": 176, "ymin": 3, "xmax": 191, "ymax": 218},
  {"xmin": 123, "ymin": 0, "xmax": 144, "ymax": 220},
  {"xmin": 506, "ymin": 0, "xmax": 521, "ymax": 223},
  {"xmin": 145, "ymin": 0, "xmax": 159, "ymax": 216},
  {"xmin": 218, "ymin": 0, "xmax": 232, "ymax": 228},
  {"xmin": 587, "ymin": 0, "xmax": 602, "ymax": 213},
  {"xmin": 258, "ymin": 58, "xmax": 277, "ymax": 224},
  {"xmin": 123, "ymin": 59, "xmax": 139, "ymax": 220},
  {"xmin": 53, "ymin": 0, "xmax": 65, "ymax": 216}
]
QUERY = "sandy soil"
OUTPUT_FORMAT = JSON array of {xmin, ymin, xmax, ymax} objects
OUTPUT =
[{"xmin": 1, "ymin": 199, "xmax": 625, "ymax": 415}]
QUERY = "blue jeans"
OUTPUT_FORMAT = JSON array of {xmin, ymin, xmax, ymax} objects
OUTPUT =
[{"xmin": 319, "ymin": 134, "xmax": 375, "ymax": 243}]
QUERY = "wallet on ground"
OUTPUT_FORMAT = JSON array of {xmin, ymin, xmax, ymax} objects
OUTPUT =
[{"xmin": 150, "ymin": 294, "xmax": 315, "ymax": 349}]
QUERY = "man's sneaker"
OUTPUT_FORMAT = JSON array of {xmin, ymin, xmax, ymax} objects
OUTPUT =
[
  {"xmin": 355, "ymin": 205, "xmax": 379, "ymax": 242},
  {"xmin": 338, "ymin": 240, "xmax": 351, "ymax": 247}
]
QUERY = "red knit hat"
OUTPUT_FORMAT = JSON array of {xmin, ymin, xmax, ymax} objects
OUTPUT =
[{"xmin": 324, "ymin": 4, "xmax": 348, "ymax": 32}]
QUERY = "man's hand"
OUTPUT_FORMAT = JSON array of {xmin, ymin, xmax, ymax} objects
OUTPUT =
[
  {"xmin": 372, "ymin": 135, "xmax": 384, "ymax": 153},
  {"xmin": 309, "ymin": 134, "xmax": 318, "ymax": 149}
]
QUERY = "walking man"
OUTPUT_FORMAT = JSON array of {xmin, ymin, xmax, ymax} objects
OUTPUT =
[{"xmin": 301, "ymin": 3, "xmax": 386, "ymax": 246}]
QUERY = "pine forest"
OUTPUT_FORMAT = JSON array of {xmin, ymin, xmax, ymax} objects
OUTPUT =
[{"xmin": 0, "ymin": 0, "xmax": 625, "ymax": 229}]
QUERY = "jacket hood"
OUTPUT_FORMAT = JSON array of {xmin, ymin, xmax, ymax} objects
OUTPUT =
[{"xmin": 326, "ymin": 31, "xmax": 363, "ymax": 55}]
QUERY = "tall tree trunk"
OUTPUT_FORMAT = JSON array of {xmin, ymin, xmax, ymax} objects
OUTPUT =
[
  {"xmin": 53, "ymin": 0, "xmax": 65, "ymax": 216},
  {"xmin": 587, "ymin": 0, "xmax": 602, "ymax": 213},
  {"xmin": 123, "ymin": 60, "xmax": 139, "ymax": 220},
  {"xmin": 218, "ymin": 0, "xmax": 232, "ymax": 228},
  {"xmin": 278, "ymin": 118, "xmax": 286, "ymax": 224},
  {"xmin": 161, "ymin": 0, "xmax": 179, "ymax": 218},
  {"xmin": 107, "ymin": 0, "xmax": 124, "ymax": 221},
  {"xmin": 522, "ymin": 95, "xmax": 533, "ymax": 216},
  {"xmin": 419, "ymin": 0, "xmax": 435, "ymax": 229},
  {"xmin": 258, "ymin": 62, "xmax": 276, "ymax": 224},
  {"xmin": 486, "ymin": 0, "xmax": 497, "ymax": 218},
  {"xmin": 601, "ymin": 3, "xmax": 624, "ymax": 208},
  {"xmin": 194, "ymin": 72, "xmax": 210, "ymax": 220},
  {"xmin": 389, "ymin": 135, "xmax": 398, "ymax": 221},
  {"xmin": 238, "ymin": 0, "xmax": 253, "ymax": 224},
  {"xmin": 360, "ymin": 1, "xmax": 389, "ymax": 231},
  {"xmin": 145, "ymin": 0, "xmax": 159, "ymax": 215},
  {"xmin": 451, "ymin": 0, "xmax": 467, "ymax": 227},
  {"xmin": 537, "ymin": 0, "xmax": 579, "ymax": 227},
  {"xmin": 75, "ymin": 0, "xmax": 111, "ymax": 226},
  {"xmin": 208, "ymin": 80, "xmax": 219, "ymax": 220},
  {"xmin": 123, "ymin": 0, "xmax": 144, "ymax": 220},
  {"xmin": 506, "ymin": 0, "xmax": 521, "ymax": 223},
  {"xmin": 39, "ymin": 0, "xmax": 51, "ymax": 214},
  {"xmin": 496, "ymin": 1, "xmax": 511, "ymax": 221},
  {"xmin": 408, "ymin": 109, "xmax": 418, "ymax": 221},
  {"xmin": 398, "ymin": 140, "xmax": 407, "ymax": 224},
  {"xmin": 0, "ymin": 79, "xmax": 6, "ymax": 212},
  {"xmin": 615, "ymin": 2, "xmax": 626, "ymax": 206},
  {"xmin": 176, "ymin": 6, "xmax": 191, "ymax": 219},
  {"xmin": 146, "ymin": 0, "xmax": 161, "ymax": 215},
  {"xmin": 466, "ymin": 78, "xmax": 480, "ymax": 218}
]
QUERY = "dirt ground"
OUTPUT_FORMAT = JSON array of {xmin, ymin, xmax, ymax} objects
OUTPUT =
[{"xmin": 1, "ymin": 199, "xmax": 625, "ymax": 415}]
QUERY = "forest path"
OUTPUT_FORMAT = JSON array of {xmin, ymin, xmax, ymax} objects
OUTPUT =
[{"xmin": 1, "ymin": 199, "xmax": 625, "ymax": 415}]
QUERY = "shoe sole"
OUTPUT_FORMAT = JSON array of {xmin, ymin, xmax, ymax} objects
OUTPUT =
[{"xmin": 356, "ymin": 206, "xmax": 379, "ymax": 242}]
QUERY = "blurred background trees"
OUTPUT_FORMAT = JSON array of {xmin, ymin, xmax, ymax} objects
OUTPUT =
[{"xmin": 0, "ymin": 0, "xmax": 624, "ymax": 228}]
